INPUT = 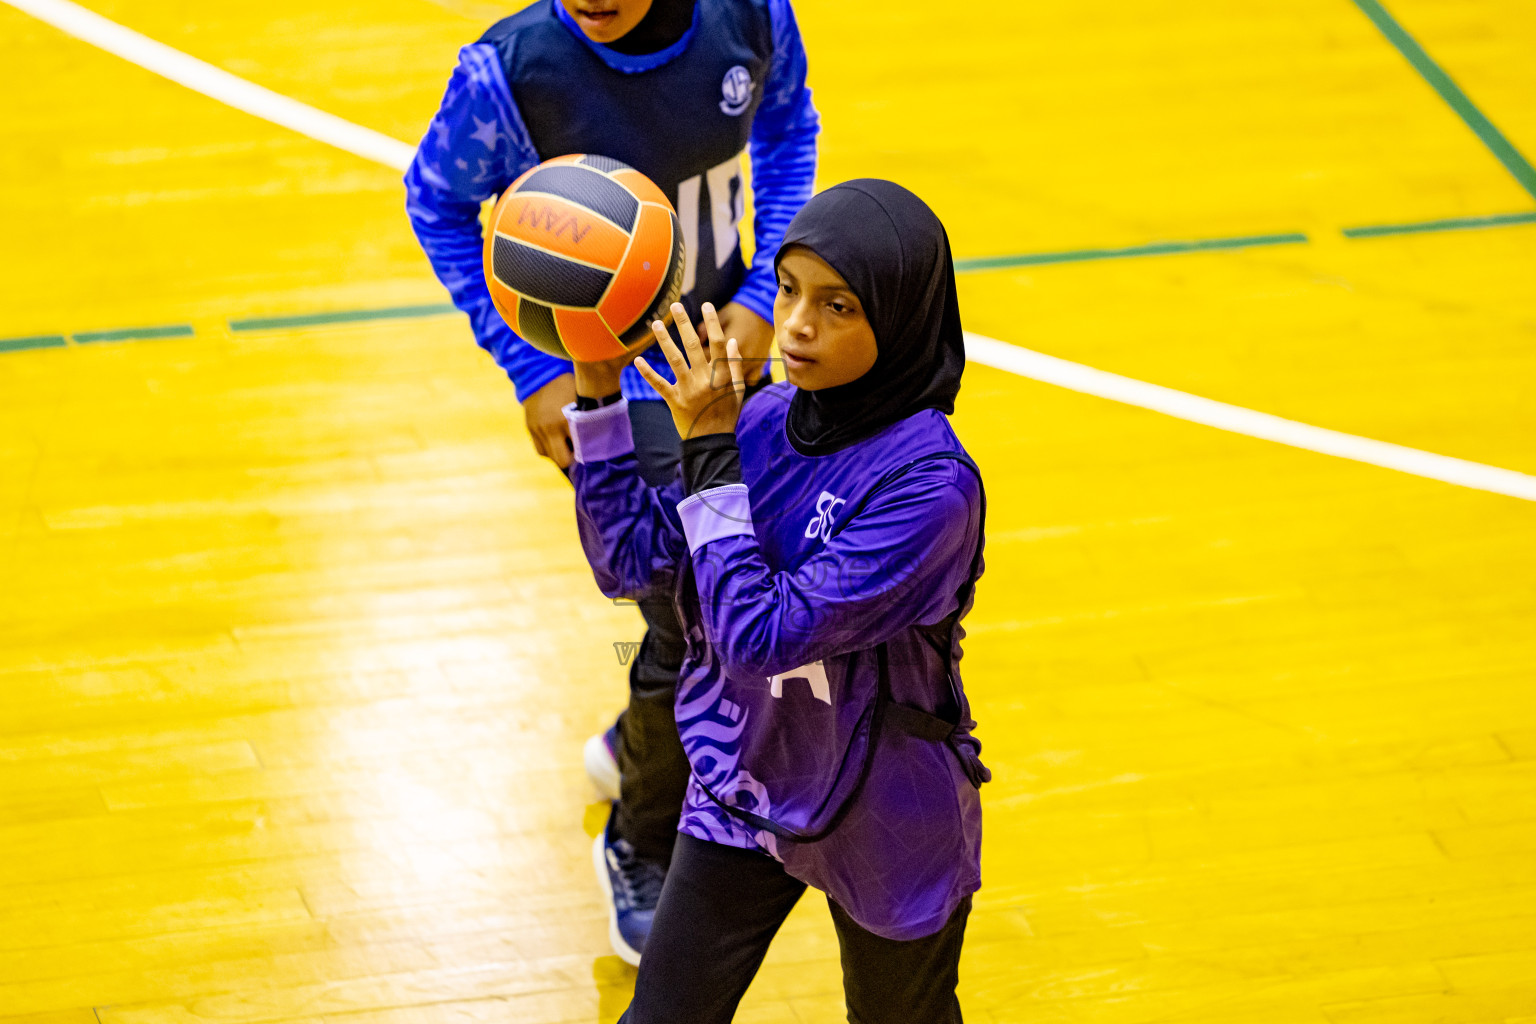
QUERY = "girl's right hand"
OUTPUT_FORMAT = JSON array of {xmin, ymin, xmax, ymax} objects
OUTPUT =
[{"xmin": 634, "ymin": 302, "xmax": 745, "ymax": 439}]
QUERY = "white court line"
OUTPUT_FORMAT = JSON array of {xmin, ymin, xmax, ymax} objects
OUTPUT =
[
  {"xmin": 964, "ymin": 334, "xmax": 1536, "ymax": 502},
  {"xmin": 6, "ymin": 0, "xmax": 415, "ymax": 171},
  {"xmin": 11, "ymin": 0, "xmax": 1536, "ymax": 503}
]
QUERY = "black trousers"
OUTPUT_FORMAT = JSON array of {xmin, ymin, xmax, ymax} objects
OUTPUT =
[
  {"xmin": 621, "ymin": 835, "xmax": 971, "ymax": 1024},
  {"xmin": 611, "ymin": 400, "xmax": 691, "ymax": 864}
]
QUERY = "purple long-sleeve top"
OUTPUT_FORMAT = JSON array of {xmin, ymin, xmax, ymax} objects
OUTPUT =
[{"xmin": 566, "ymin": 384, "xmax": 986, "ymax": 941}]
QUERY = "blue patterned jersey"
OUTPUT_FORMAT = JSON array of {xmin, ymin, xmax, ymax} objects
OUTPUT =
[{"xmin": 405, "ymin": 0, "xmax": 819, "ymax": 402}]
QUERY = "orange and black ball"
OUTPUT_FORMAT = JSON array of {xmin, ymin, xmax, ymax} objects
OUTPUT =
[{"xmin": 483, "ymin": 154, "xmax": 685, "ymax": 362}]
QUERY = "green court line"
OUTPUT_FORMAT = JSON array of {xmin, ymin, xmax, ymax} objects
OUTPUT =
[
  {"xmin": 229, "ymin": 302, "xmax": 458, "ymax": 332},
  {"xmin": 74, "ymin": 324, "xmax": 194, "ymax": 343},
  {"xmin": 1344, "ymin": 210, "xmax": 1536, "ymax": 238},
  {"xmin": 1351, "ymin": 0, "xmax": 1536, "ymax": 201},
  {"xmin": 952, "ymin": 233, "xmax": 1309, "ymax": 273},
  {"xmin": 5, "ymin": 207, "xmax": 1532, "ymax": 358},
  {"xmin": 0, "ymin": 335, "xmax": 68, "ymax": 353}
]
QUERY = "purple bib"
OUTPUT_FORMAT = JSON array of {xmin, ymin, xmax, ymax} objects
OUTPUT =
[{"xmin": 671, "ymin": 386, "xmax": 987, "ymax": 939}]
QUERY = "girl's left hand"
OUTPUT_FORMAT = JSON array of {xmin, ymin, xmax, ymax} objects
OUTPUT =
[{"xmin": 635, "ymin": 302, "xmax": 746, "ymax": 440}]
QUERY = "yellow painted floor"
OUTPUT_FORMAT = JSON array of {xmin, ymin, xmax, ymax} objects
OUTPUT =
[{"xmin": 2, "ymin": 0, "xmax": 1535, "ymax": 1021}]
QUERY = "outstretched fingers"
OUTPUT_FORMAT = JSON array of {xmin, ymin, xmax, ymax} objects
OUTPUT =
[
  {"xmin": 671, "ymin": 302, "xmax": 706, "ymax": 369},
  {"xmin": 723, "ymin": 337, "xmax": 747, "ymax": 397},
  {"xmin": 701, "ymin": 302, "xmax": 726, "ymax": 358},
  {"xmin": 701, "ymin": 304, "xmax": 735, "ymax": 393},
  {"xmin": 648, "ymin": 318, "xmax": 686, "ymax": 377},
  {"xmin": 633, "ymin": 356, "xmax": 674, "ymax": 401}
]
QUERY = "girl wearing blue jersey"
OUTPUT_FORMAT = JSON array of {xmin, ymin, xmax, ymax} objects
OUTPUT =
[
  {"xmin": 405, "ymin": 0, "xmax": 819, "ymax": 964},
  {"xmin": 566, "ymin": 180, "xmax": 987, "ymax": 1023}
]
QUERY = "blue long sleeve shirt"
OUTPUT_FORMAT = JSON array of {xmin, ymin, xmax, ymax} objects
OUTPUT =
[{"xmin": 404, "ymin": 0, "xmax": 819, "ymax": 402}]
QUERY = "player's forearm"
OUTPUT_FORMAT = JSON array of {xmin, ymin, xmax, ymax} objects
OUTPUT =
[
  {"xmin": 736, "ymin": 0, "xmax": 820, "ymax": 317},
  {"xmin": 680, "ymin": 470, "xmax": 977, "ymax": 679},
  {"xmin": 405, "ymin": 186, "xmax": 492, "ymax": 315},
  {"xmin": 406, "ymin": 41, "xmax": 560, "ymax": 397},
  {"xmin": 737, "ymin": 110, "xmax": 819, "ymax": 320},
  {"xmin": 405, "ymin": 171, "xmax": 572, "ymax": 400},
  {"xmin": 568, "ymin": 401, "xmax": 687, "ymax": 600}
]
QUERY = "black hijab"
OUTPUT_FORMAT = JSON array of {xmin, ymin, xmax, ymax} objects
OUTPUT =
[{"xmin": 775, "ymin": 179, "xmax": 966, "ymax": 456}]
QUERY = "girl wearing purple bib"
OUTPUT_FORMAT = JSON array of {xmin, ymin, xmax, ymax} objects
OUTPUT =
[{"xmin": 566, "ymin": 180, "xmax": 988, "ymax": 1023}]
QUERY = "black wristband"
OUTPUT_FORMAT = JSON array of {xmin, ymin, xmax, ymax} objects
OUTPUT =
[
  {"xmin": 681, "ymin": 433, "xmax": 743, "ymax": 494},
  {"xmin": 574, "ymin": 391, "xmax": 624, "ymax": 412}
]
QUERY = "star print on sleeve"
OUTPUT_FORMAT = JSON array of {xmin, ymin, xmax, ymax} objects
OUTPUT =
[
  {"xmin": 404, "ymin": 41, "xmax": 560, "ymax": 401},
  {"xmin": 469, "ymin": 115, "xmax": 503, "ymax": 153}
]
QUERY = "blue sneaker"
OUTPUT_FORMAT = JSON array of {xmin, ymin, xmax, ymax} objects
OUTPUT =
[
  {"xmin": 584, "ymin": 720, "xmax": 622, "ymax": 801},
  {"xmin": 592, "ymin": 804, "xmax": 665, "ymax": 965}
]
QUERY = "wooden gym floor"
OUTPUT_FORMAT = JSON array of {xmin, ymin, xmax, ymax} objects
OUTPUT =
[{"xmin": 2, "ymin": 0, "xmax": 1534, "ymax": 1020}]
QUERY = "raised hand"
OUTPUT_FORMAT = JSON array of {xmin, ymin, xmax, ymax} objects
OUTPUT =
[{"xmin": 634, "ymin": 302, "xmax": 746, "ymax": 439}]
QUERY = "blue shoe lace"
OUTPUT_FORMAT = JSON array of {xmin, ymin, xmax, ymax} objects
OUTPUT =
[{"xmin": 608, "ymin": 836, "xmax": 666, "ymax": 912}]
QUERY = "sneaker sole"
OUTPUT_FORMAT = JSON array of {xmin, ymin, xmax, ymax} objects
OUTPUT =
[
  {"xmin": 592, "ymin": 829, "xmax": 644, "ymax": 967},
  {"xmin": 584, "ymin": 732, "xmax": 622, "ymax": 802}
]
